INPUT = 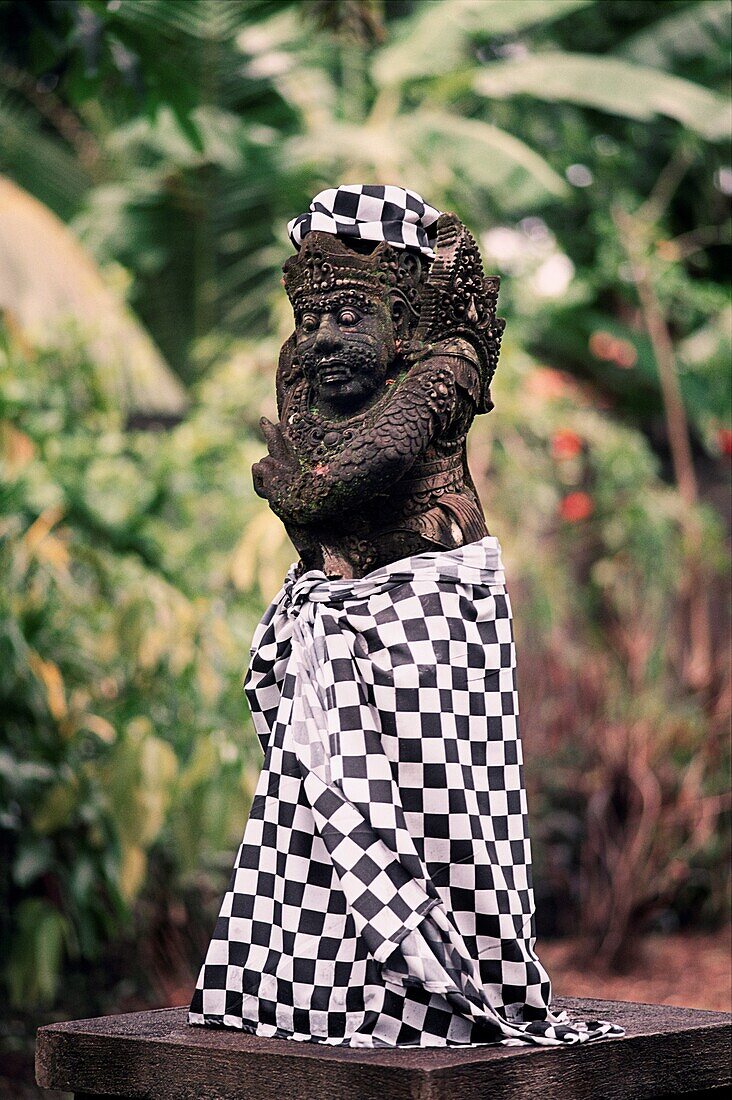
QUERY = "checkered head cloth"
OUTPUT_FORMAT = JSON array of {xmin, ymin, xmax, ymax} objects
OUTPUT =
[
  {"xmin": 287, "ymin": 185, "xmax": 442, "ymax": 259},
  {"xmin": 190, "ymin": 537, "xmax": 623, "ymax": 1049}
]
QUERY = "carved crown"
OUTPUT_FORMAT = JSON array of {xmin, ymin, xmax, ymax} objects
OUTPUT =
[{"xmin": 282, "ymin": 232, "xmax": 426, "ymax": 327}]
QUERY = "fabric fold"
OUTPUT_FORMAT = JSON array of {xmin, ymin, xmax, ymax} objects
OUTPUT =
[{"xmin": 190, "ymin": 536, "xmax": 623, "ymax": 1047}]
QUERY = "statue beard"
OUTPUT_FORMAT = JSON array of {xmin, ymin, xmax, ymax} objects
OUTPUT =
[{"xmin": 299, "ymin": 338, "xmax": 392, "ymax": 406}]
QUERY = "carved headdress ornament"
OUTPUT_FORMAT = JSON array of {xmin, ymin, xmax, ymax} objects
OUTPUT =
[
  {"xmin": 283, "ymin": 184, "xmax": 442, "ymax": 331},
  {"xmin": 282, "ymin": 232, "xmax": 426, "ymax": 326},
  {"xmin": 414, "ymin": 213, "xmax": 506, "ymax": 413}
]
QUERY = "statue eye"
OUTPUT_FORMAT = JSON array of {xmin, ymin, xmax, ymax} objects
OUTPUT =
[
  {"xmin": 338, "ymin": 309, "xmax": 359, "ymax": 326},
  {"xmin": 300, "ymin": 314, "xmax": 319, "ymax": 332}
]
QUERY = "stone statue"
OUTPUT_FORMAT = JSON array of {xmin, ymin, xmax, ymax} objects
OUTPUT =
[
  {"xmin": 190, "ymin": 188, "xmax": 623, "ymax": 1048},
  {"xmin": 252, "ymin": 213, "xmax": 504, "ymax": 578}
]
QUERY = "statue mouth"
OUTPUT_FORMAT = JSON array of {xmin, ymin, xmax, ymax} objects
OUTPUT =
[{"xmin": 318, "ymin": 359, "xmax": 352, "ymax": 385}]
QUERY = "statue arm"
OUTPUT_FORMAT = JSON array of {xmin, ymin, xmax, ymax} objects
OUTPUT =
[{"xmin": 252, "ymin": 356, "xmax": 459, "ymax": 524}]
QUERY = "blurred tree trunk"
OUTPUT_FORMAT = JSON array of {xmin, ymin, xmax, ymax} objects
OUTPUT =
[{"xmin": 613, "ymin": 184, "xmax": 712, "ymax": 693}]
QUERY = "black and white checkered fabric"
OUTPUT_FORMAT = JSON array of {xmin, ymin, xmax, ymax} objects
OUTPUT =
[
  {"xmin": 190, "ymin": 537, "xmax": 622, "ymax": 1048},
  {"xmin": 287, "ymin": 185, "xmax": 441, "ymax": 259}
]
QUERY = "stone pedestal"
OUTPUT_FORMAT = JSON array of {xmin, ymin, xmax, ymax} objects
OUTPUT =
[{"xmin": 36, "ymin": 996, "xmax": 731, "ymax": 1099}]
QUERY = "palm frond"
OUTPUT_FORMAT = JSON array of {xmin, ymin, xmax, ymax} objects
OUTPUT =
[
  {"xmin": 621, "ymin": 1, "xmax": 731, "ymax": 70},
  {"xmin": 0, "ymin": 176, "xmax": 187, "ymax": 419},
  {"xmin": 400, "ymin": 110, "xmax": 569, "ymax": 209},
  {"xmin": 0, "ymin": 92, "xmax": 91, "ymax": 221},
  {"xmin": 372, "ymin": 0, "xmax": 592, "ymax": 87},
  {"xmin": 474, "ymin": 53, "xmax": 730, "ymax": 141}
]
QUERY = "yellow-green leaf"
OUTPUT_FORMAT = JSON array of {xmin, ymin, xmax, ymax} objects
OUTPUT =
[{"xmin": 475, "ymin": 53, "xmax": 730, "ymax": 141}]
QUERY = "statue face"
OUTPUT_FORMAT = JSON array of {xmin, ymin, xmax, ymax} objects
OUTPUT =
[{"xmin": 295, "ymin": 293, "xmax": 395, "ymax": 416}]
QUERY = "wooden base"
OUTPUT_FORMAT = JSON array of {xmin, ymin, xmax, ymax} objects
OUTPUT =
[{"xmin": 36, "ymin": 997, "xmax": 731, "ymax": 1100}]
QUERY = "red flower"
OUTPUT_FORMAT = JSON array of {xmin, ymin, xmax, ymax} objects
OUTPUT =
[
  {"xmin": 718, "ymin": 428, "xmax": 732, "ymax": 457},
  {"xmin": 589, "ymin": 330, "xmax": 637, "ymax": 369},
  {"xmin": 589, "ymin": 330, "xmax": 616, "ymax": 360},
  {"xmin": 560, "ymin": 491, "xmax": 594, "ymax": 522},
  {"xmin": 551, "ymin": 429, "xmax": 583, "ymax": 460},
  {"xmin": 527, "ymin": 367, "xmax": 574, "ymax": 400},
  {"xmin": 613, "ymin": 339, "xmax": 637, "ymax": 369}
]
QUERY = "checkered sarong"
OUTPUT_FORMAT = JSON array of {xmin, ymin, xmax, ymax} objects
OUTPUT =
[
  {"xmin": 287, "ymin": 184, "xmax": 441, "ymax": 259},
  {"xmin": 189, "ymin": 537, "xmax": 622, "ymax": 1047}
]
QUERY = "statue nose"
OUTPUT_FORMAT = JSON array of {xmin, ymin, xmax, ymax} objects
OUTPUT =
[{"xmin": 313, "ymin": 315, "xmax": 342, "ymax": 351}]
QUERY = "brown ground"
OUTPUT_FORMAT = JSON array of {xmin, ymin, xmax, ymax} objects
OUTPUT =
[{"xmin": 540, "ymin": 929, "xmax": 732, "ymax": 1013}]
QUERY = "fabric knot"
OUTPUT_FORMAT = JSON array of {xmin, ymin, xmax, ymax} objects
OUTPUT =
[{"xmin": 284, "ymin": 570, "xmax": 332, "ymax": 620}]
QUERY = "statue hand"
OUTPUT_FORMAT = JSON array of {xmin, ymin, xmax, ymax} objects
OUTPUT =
[
  {"xmin": 252, "ymin": 417, "xmax": 300, "ymax": 503},
  {"xmin": 259, "ymin": 416, "xmax": 294, "ymax": 462}
]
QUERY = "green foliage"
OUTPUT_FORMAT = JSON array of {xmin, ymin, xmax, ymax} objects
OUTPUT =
[
  {"xmin": 0, "ymin": 326, "xmax": 293, "ymax": 1007},
  {"xmin": 372, "ymin": 0, "xmax": 594, "ymax": 86},
  {"xmin": 621, "ymin": 1, "xmax": 732, "ymax": 72},
  {"xmin": 483, "ymin": 344, "xmax": 729, "ymax": 955},
  {"xmin": 0, "ymin": 0, "xmax": 730, "ymax": 1023},
  {"xmin": 474, "ymin": 54, "xmax": 730, "ymax": 139},
  {"xmin": 2, "ymin": 0, "xmax": 729, "ymax": 406}
]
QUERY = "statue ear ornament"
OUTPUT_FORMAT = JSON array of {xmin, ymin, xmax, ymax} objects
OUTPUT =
[{"xmin": 415, "ymin": 213, "xmax": 505, "ymax": 415}]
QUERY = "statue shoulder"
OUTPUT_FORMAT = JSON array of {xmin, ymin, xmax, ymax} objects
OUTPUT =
[{"xmin": 429, "ymin": 337, "xmax": 482, "ymax": 408}]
